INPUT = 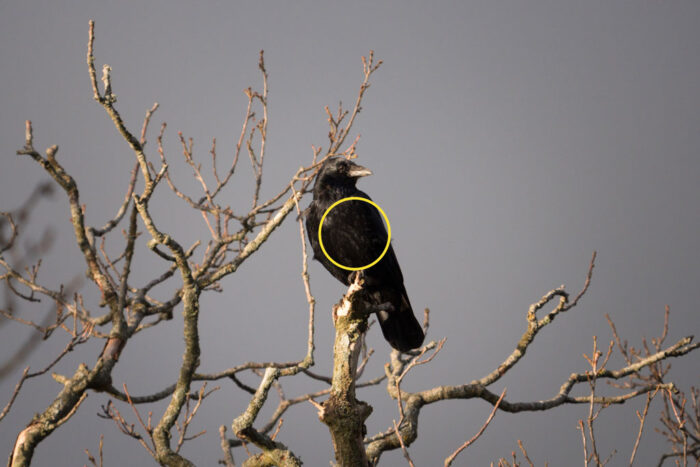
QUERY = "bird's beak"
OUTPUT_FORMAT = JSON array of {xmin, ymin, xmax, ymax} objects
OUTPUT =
[{"xmin": 348, "ymin": 163, "xmax": 373, "ymax": 178}]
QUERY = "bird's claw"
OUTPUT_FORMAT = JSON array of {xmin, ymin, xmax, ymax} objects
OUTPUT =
[{"xmin": 349, "ymin": 270, "xmax": 365, "ymax": 285}]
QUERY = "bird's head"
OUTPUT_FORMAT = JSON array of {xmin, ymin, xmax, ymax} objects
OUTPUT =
[{"xmin": 316, "ymin": 157, "xmax": 373, "ymax": 187}]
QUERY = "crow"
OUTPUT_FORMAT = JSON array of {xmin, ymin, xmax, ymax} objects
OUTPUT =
[{"xmin": 306, "ymin": 157, "xmax": 425, "ymax": 351}]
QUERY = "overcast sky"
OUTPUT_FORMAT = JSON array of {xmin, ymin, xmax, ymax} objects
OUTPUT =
[{"xmin": 1, "ymin": 1, "xmax": 698, "ymax": 465}]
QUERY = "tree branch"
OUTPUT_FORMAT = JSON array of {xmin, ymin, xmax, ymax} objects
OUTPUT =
[
  {"xmin": 232, "ymin": 368, "xmax": 302, "ymax": 467},
  {"xmin": 316, "ymin": 275, "xmax": 373, "ymax": 467}
]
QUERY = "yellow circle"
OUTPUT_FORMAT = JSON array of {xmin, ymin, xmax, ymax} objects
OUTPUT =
[{"xmin": 318, "ymin": 196, "xmax": 392, "ymax": 271}]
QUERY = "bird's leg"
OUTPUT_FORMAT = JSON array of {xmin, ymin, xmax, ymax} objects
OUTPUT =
[{"xmin": 344, "ymin": 271, "xmax": 396, "ymax": 316}]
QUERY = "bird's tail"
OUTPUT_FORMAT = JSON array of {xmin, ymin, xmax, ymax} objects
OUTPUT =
[{"xmin": 375, "ymin": 292, "xmax": 425, "ymax": 352}]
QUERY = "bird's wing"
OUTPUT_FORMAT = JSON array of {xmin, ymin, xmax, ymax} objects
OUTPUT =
[{"xmin": 320, "ymin": 191, "xmax": 405, "ymax": 284}]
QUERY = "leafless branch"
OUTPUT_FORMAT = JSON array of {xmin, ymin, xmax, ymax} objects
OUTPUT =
[
  {"xmin": 0, "ymin": 367, "xmax": 30, "ymax": 422},
  {"xmin": 219, "ymin": 425, "xmax": 236, "ymax": 467},
  {"xmin": 366, "ymin": 252, "xmax": 699, "ymax": 464},
  {"xmin": 444, "ymin": 388, "xmax": 506, "ymax": 466},
  {"xmin": 175, "ymin": 383, "xmax": 217, "ymax": 453},
  {"xmin": 89, "ymin": 161, "xmax": 139, "ymax": 238},
  {"xmin": 478, "ymin": 251, "xmax": 597, "ymax": 389},
  {"xmin": 317, "ymin": 274, "xmax": 374, "ymax": 467},
  {"xmin": 395, "ymin": 339, "xmax": 446, "ymax": 421},
  {"xmin": 232, "ymin": 368, "xmax": 302, "ymax": 466},
  {"xmin": 630, "ymin": 391, "xmax": 656, "ymax": 465},
  {"xmin": 84, "ymin": 434, "xmax": 104, "ymax": 467},
  {"xmin": 99, "ymin": 399, "xmax": 156, "ymax": 458},
  {"xmin": 517, "ymin": 439, "xmax": 536, "ymax": 467},
  {"xmin": 393, "ymin": 419, "xmax": 415, "ymax": 467}
]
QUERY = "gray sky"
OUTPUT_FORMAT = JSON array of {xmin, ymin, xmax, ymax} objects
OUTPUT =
[{"xmin": 1, "ymin": 1, "xmax": 699, "ymax": 465}]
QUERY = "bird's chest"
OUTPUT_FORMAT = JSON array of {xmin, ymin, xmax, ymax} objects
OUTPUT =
[{"xmin": 320, "ymin": 207, "xmax": 385, "ymax": 264}]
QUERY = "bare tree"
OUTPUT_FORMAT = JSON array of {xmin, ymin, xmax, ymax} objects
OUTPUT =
[{"xmin": 1, "ymin": 21, "xmax": 698, "ymax": 467}]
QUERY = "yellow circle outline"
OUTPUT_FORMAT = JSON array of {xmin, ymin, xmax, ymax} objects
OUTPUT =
[{"xmin": 318, "ymin": 196, "xmax": 392, "ymax": 271}]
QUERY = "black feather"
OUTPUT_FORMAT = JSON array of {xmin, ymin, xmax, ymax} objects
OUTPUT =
[{"xmin": 306, "ymin": 157, "xmax": 425, "ymax": 351}]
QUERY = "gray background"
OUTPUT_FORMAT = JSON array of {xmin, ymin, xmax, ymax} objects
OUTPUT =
[{"xmin": 1, "ymin": 1, "xmax": 698, "ymax": 465}]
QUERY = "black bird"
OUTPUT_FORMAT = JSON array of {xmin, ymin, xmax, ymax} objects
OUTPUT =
[{"xmin": 306, "ymin": 157, "xmax": 425, "ymax": 351}]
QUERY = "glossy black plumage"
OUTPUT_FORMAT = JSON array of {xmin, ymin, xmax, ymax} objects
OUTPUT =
[{"xmin": 306, "ymin": 157, "xmax": 425, "ymax": 351}]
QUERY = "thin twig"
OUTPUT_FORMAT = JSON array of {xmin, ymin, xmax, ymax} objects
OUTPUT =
[
  {"xmin": 219, "ymin": 425, "xmax": 235, "ymax": 467},
  {"xmin": 630, "ymin": 391, "xmax": 656, "ymax": 465},
  {"xmin": 444, "ymin": 388, "xmax": 506, "ymax": 466},
  {"xmin": 0, "ymin": 367, "xmax": 30, "ymax": 422},
  {"xmin": 393, "ymin": 419, "xmax": 416, "ymax": 467},
  {"xmin": 395, "ymin": 339, "xmax": 446, "ymax": 420},
  {"xmin": 517, "ymin": 439, "xmax": 535, "ymax": 467}
]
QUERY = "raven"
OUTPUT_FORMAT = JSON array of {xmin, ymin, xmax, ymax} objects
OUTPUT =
[{"xmin": 306, "ymin": 157, "xmax": 425, "ymax": 351}]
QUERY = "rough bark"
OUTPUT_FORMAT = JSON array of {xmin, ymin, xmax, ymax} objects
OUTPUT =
[{"xmin": 319, "ymin": 277, "xmax": 373, "ymax": 467}]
